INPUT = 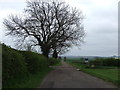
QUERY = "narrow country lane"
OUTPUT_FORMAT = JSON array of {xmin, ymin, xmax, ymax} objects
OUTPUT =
[{"xmin": 38, "ymin": 61, "xmax": 117, "ymax": 88}]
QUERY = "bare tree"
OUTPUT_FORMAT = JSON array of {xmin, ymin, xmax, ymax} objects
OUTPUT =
[
  {"xmin": 3, "ymin": 0, "xmax": 85, "ymax": 58},
  {"xmin": 51, "ymin": 41, "xmax": 71, "ymax": 58}
]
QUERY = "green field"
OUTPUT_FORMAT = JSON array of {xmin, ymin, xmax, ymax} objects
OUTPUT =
[{"xmin": 67, "ymin": 61, "xmax": 119, "ymax": 86}]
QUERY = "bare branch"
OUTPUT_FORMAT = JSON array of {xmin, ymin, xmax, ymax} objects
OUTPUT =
[{"xmin": 3, "ymin": 0, "xmax": 85, "ymax": 57}]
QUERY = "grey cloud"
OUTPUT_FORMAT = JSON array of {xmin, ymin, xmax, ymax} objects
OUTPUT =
[
  {"xmin": 0, "ymin": 0, "xmax": 118, "ymax": 57},
  {"xmin": 0, "ymin": 2, "xmax": 26, "ymax": 11}
]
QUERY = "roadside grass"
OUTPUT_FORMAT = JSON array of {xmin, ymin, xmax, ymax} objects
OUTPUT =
[
  {"xmin": 68, "ymin": 61, "xmax": 119, "ymax": 86},
  {"xmin": 6, "ymin": 68, "xmax": 53, "ymax": 88},
  {"xmin": 52, "ymin": 60, "xmax": 62, "ymax": 66}
]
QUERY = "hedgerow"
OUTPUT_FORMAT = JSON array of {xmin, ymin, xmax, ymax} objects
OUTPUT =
[
  {"xmin": 48, "ymin": 58, "xmax": 60, "ymax": 65},
  {"xmin": 2, "ymin": 43, "xmax": 60, "ymax": 88},
  {"xmin": 2, "ymin": 44, "xmax": 28, "ymax": 87},
  {"xmin": 19, "ymin": 51, "xmax": 49, "ymax": 74},
  {"xmin": 89, "ymin": 58, "xmax": 120, "ymax": 67}
]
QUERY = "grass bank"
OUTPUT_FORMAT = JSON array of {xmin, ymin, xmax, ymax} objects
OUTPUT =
[
  {"xmin": 6, "ymin": 68, "xmax": 53, "ymax": 88},
  {"xmin": 67, "ymin": 61, "xmax": 119, "ymax": 86}
]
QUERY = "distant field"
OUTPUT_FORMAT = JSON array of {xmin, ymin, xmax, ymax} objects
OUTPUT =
[
  {"xmin": 67, "ymin": 61, "xmax": 119, "ymax": 86},
  {"xmin": 63, "ymin": 56, "xmax": 112, "ymax": 60}
]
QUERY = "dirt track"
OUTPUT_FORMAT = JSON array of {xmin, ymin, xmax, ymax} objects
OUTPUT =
[{"xmin": 38, "ymin": 61, "xmax": 117, "ymax": 88}]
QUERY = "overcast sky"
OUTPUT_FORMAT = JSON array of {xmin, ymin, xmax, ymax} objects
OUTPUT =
[{"xmin": 0, "ymin": 0, "xmax": 119, "ymax": 56}]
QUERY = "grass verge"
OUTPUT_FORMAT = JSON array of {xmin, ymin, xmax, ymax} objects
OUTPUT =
[
  {"xmin": 5, "ymin": 68, "xmax": 53, "ymax": 88},
  {"xmin": 68, "ymin": 62, "xmax": 119, "ymax": 87},
  {"xmin": 52, "ymin": 60, "xmax": 62, "ymax": 66}
]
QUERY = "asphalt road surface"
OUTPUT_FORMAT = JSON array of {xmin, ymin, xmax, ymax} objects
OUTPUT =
[{"xmin": 38, "ymin": 61, "xmax": 117, "ymax": 88}]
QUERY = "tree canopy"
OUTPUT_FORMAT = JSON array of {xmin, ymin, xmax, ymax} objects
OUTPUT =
[{"xmin": 3, "ymin": 0, "xmax": 85, "ymax": 58}]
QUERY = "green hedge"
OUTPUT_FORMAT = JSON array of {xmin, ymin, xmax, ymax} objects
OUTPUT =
[
  {"xmin": 2, "ymin": 44, "xmax": 28, "ymax": 87},
  {"xmin": 89, "ymin": 58, "xmax": 120, "ymax": 67},
  {"xmin": 19, "ymin": 51, "xmax": 49, "ymax": 74},
  {"xmin": 48, "ymin": 58, "xmax": 60, "ymax": 65},
  {"xmin": 2, "ymin": 44, "xmax": 60, "ymax": 88}
]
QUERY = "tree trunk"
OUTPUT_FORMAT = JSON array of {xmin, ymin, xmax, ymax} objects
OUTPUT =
[
  {"xmin": 42, "ymin": 51, "xmax": 49, "ymax": 58},
  {"xmin": 52, "ymin": 49, "xmax": 58, "ymax": 58},
  {"xmin": 41, "ymin": 46, "xmax": 49, "ymax": 58}
]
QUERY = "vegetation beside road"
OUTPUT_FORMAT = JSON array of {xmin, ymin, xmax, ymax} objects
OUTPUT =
[
  {"xmin": 4, "ymin": 68, "xmax": 53, "ymax": 88},
  {"xmin": 67, "ymin": 58, "xmax": 120, "ymax": 86},
  {"xmin": 2, "ymin": 44, "xmax": 60, "ymax": 88},
  {"xmin": 48, "ymin": 58, "xmax": 61, "ymax": 66}
]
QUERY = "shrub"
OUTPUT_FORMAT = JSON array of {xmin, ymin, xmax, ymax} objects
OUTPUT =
[
  {"xmin": 89, "ymin": 58, "xmax": 120, "ymax": 67},
  {"xmin": 2, "ymin": 44, "xmax": 28, "ymax": 87},
  {"xmin": 2, "ymin": 43, "xmax": 51, "ymax": 88},
  {"xmin": 48, "ymin": 58, "xmax": 60, "ymax": 65},
  {"xmin": 20, "ymin": 51, "xmax": 48, "ymax": 74}
]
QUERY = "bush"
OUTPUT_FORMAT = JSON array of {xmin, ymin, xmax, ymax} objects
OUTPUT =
[
  {"xmin": 2, "ymin": 44, "xmax": 28, "ymax": 87},
  {"xmin": 89, "ymin": 58, "xmax": 120, "ymax": 67},
  {"xmin": 48, "ymin": 58, "xmax": 60, "ymax": 65},
  {"xmin": 2, "ymin": 44, "xmax": 51, "ymax": 88},
  {"xmin": 20, "ymin": 51, "xmax": 49, "ymax": 74},
  {"xmin": 2, "ymin": 43, "xmax": 61, "ymax": 88}
]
